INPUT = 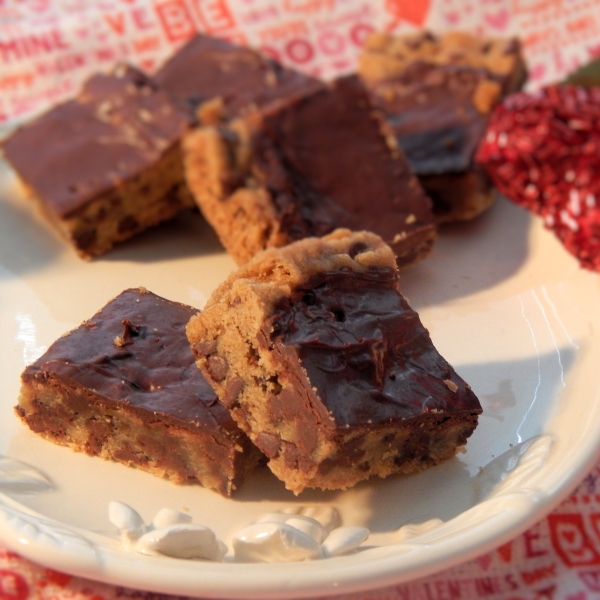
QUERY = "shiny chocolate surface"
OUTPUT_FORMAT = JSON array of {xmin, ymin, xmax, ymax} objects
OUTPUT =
[
  {"xmin": 2, "ymin": 65, "xmax": 189, "ymax": 217},
  {"xmin": 268, "ymin": 268, "xmax": 482, "ymax": 426},
  {"xmin": 154, "ymin": 34, "xmax": 322, "ymax": 119},
  {"xmin": 249, "ymin": 75, "xmax": 434, "ymax": 255},
  {"xmin": 369, "ymin": 62, "xmax": 490, "ymax": 176},
  {"xmin": 22, "ymin": 288, "xmax": 241, "ymax": 437}
]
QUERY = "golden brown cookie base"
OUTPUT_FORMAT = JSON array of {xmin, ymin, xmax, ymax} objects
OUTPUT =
[
  {"xmin": 183, "ymin": 125, "xmax": 283, "ymax": 266},
  {"xmin": 16, "ymin": 379, "xmax": 259, "ymax": 496},
  {"xmin": 36, "ymin": 144, "xmax": 194, "ymax": 259}
]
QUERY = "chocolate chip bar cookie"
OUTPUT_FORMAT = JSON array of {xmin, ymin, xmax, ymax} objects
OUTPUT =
[
  {"xmin": 2, "ymin": 65, "xmax": 194, "ymax": 259},
  {"xmin": 187, "ymin": 230, "xmax": 482, "ymax": 494},
  {"xmin": 183, "ymin": 75, "xmax": 435, "ymax": 267},
  {"xmin": 16, "ymin": 288, "xmax": 261, "ymax": 496},
  {"xmin": 359, "ymin": 30, "xmax": 527, "ymax": 222}
]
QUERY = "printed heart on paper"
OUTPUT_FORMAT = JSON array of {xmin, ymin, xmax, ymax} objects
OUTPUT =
[
  {"xmin": 475, "ymin": 554, "xmax": 492, "ymax": 571},
  {"xmin": 484, "ymin": 9, "xmax": 509, "ymax": 30},
  {"xmin": 385, "ymin": 0, "xmax": 432, "ymax": 27},
  {"xmin": 497, "ymin": 542, "xmax": 512, "ymax": 562},
  {"xmin": 444, "ymin": 11, "xmax": 460, "ymax": 25},
  {"xmin": 562, "ymin": 529, "xmax": 576, "ymax": 543}
]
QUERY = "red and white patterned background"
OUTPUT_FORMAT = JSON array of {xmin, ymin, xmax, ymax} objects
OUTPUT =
[
  {"xmin": 1, "ymin": 0, "xmax": 600, "ymax": 124},
  {"xmin": 2, "ymin": 1, "xmax": 600, "ymax": 598}
]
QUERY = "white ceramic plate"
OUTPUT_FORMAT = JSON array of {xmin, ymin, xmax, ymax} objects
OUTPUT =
[{"xmin": 1, "ymin": 158, "xmax": 600, "ymax": 599}]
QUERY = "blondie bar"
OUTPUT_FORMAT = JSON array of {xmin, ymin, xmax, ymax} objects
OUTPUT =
[
  {"xmin": 16, "ymin": 288, "xmax": 261, "ymax": 496},
  {"xmin": 2, "ymin": 65, "xmax": 194, "ymax": 259},
  {"xmin": 187, "ymin": 230, "xmax": 481, "ymax": 494}
]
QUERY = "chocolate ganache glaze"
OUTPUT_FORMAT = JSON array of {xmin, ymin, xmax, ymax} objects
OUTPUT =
[
  {"xmin": 154, "ymin": 34, "xmax": 323, "ymax": 120},
  {"xmin": 375, "ymin": 62, "xmax": 491, "ymax": 177},
  {"xmin": 2, "ymin": 66, "xmax": 189, "ymax": 219},
  {"xmin": 266, "ymin": 268, "xmax": 481, "ymax": 427},
  {"xmin": 249, "ymin": 76, "xmax": 434, "ymax": 262},
  {"xmin": 22, "ymin": 289, "xmax": 241, "ymax": 437}
]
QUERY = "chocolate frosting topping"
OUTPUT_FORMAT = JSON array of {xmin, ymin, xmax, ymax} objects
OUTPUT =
[
  {"xmin": 22, "ymin": 289, "xmax": 241, "ymax": 437},
  {"xmin": 154, "ymin": 34, "xmax": 322, "ymax": 119},
  {"xmin": 2, "ymin": 65, "xmax": 189, "ymax": 217},
  {"xmin": 250, "ymin": 75, "xmax": 434, "ymax": 248},
  {"xmin": 268, "ymin": 269, "xmax": 481, "ymax": 426},
  {"xmin": 368, "ymin": 63, "xmax": 491, "ymax": 176}
]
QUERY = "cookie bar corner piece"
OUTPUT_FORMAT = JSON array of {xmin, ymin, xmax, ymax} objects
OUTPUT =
[
  {"xmin": 2, "ymin": 64, "xmax": 194, "ymax": 259},
  {"xmin": 182, "ymin": 119, "xmax": 284, "ymax": 266},
  {"xmin": 358, "ymin": 30, "xmax": 527, "ymax": 224},
  {"xmin": 16, "ymin": 287, "xmax": 261, "ymax": 497},
  {"xmin": 187, "ymin": 229, "xmax": 482, "ymax": 494},
  {"xmin": 182, "ymin": 75, "xmax": 436, "ymax": 268}
]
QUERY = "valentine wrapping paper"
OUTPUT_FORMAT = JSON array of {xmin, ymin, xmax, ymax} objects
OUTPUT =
[{"xmin": 1, "ymin": 0, "xmax": 600, "ymax": 123}]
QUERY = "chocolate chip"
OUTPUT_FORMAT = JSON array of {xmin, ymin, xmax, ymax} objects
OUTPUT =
[
  {"xmin": 192, "ymin": 339, "xmax": 218, "ymax": 358},
  {"xmin": 223, "ymin": 376, "xmax": 244, "ymax": 408},
  {"xmin": 348, "ymin": 242, "xmax": 368, "ymax": 258},
  {"xmin": 74, "ymin": 228, "xmax": 97, "ymax": 250},
  {"xmin": 256, "ymin": 431, "xmax": 281, "ymax": 458},
  {"xmin": 382, "ymin": 432, "xmax": 396, "ymax": 444},
  {"xmin": 301, "ymin": 291, "xmax": 316, "ymax": 306},
  {"xmin": 220, "ymin": 171, "xmax": 245, "ymax": 195},
  {"xmin": 332, "ymin": 308, "xmax": 345, "ymax": 322},
  {"xmin": 207, "ymin": 355, "xmax": 228, "ymax": 382},
  {"xmin": 501, "ymin": 39, "xmax": 518, "ymax": 55},
  {"xmin": 118, "ymin": 215, "xmax": 139, "ymax": 234}
]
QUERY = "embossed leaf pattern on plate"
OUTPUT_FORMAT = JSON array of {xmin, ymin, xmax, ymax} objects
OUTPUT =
[
  {"xmin": 382, "ymin": 435, "xmax": 554, "ymax": 553},
  {"xmin": 0, "ymin": 495, "xmax": 99, "ymax": 568}
]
